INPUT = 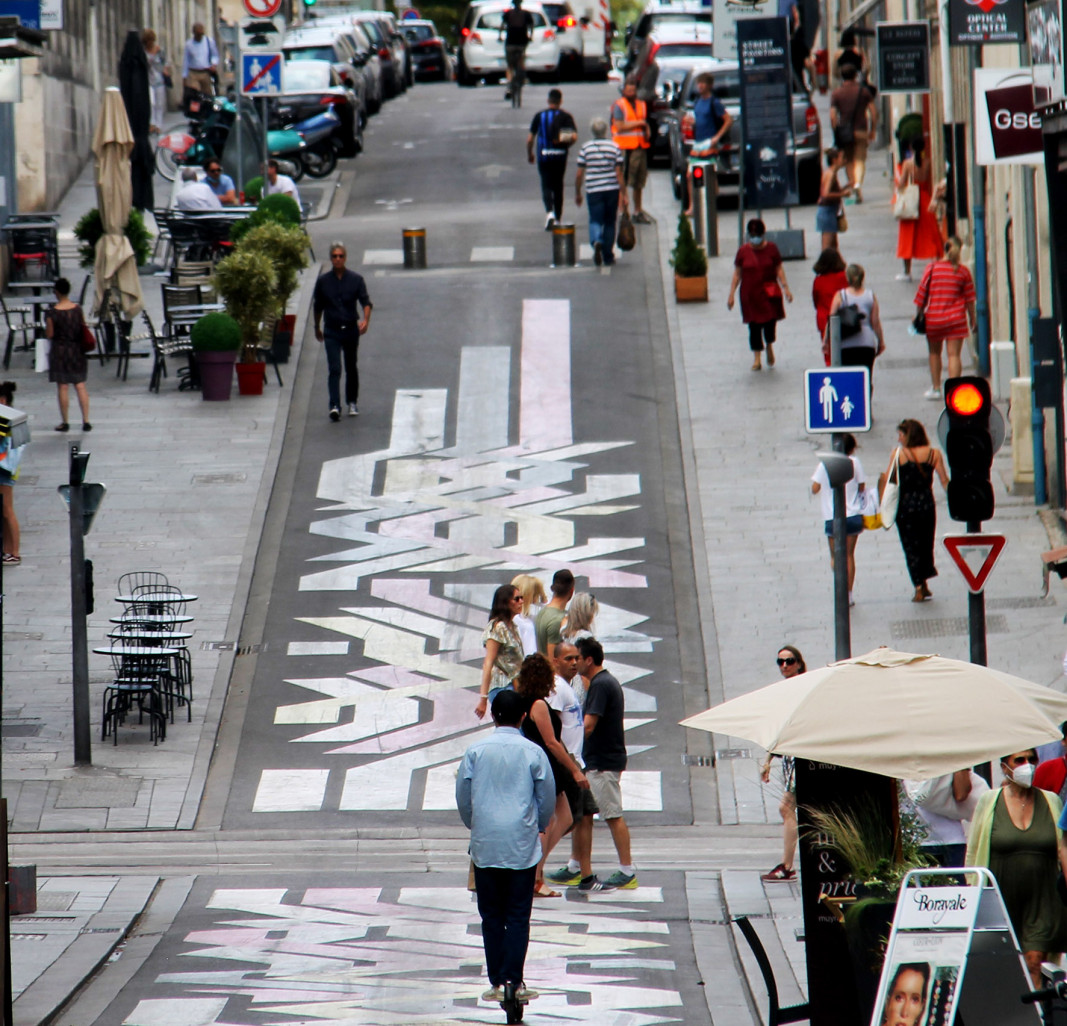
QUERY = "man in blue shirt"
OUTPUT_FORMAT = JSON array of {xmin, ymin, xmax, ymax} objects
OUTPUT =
[
  {"xmin": 686, "ymin": 72, "xmax": 732, "ymax": 215},
  {"xmin": 457, "ymin": 689, "xmax": 553, "ymax": 1004},
  {"xmin": 202, "ymin": 160, "xmax": 237, "ymax": 205},
  {"xmin": 526, "ymin": 89, "xmax": 577, "ymax": 229}
]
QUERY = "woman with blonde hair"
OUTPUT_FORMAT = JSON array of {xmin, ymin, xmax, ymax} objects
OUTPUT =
[
  {"xmin": 913, "ymin": 236, "xmax": 976, "ymax": 400},
  {"xmin": 562, "ymin": 592, "xmax": 598, "ymax": 644},
  {"xmin": 510, "ymin": 574, "xmax": 546, "ymax": 656}
]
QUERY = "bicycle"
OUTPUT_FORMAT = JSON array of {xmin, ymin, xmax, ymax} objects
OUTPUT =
[{"xmin": 505, "ymin": 45, "xmax": 526, "ymax": 108}]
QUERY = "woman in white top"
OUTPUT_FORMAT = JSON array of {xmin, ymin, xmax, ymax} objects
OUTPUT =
[
  {"xmin": 822, "ymin": 262, "xmax": 885, "ymax": 386},
  {"xmin": 510, "ymin": 574, "xmax": 546, "ymax": 656},
  {"xmin": 811, "ymin": 433, "xmax": 866, "ymax": 606}
]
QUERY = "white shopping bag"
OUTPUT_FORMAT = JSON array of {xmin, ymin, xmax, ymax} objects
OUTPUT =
[{"xmin": 34, "ymin": 338, "xmax": 49, "ymax": 373}]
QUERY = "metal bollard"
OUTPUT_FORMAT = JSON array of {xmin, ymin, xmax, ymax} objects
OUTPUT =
[
  {"xmin": 402, "ymin": 227, "xmax": 427, "ymax": 269},
  {"xmin": 690, "ymin": 160, "xmax": 709, "ymax": 247},
  {"xmin": 551, "ymin": 223, "xmax": 576, "ymax": 267},
  {"xmin": 704, "ymin": 162, "xmax": 719, "ymax": 257}
]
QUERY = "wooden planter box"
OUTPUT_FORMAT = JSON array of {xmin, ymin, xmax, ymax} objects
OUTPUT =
[{"xmin": 674, "ymin": 273, "xmax": 708, "ymax": 303}]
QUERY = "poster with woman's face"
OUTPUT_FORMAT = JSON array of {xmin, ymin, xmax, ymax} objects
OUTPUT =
[{"xmin": 871, "ymin": 933, "xmax": 968, "ymax": 1026}]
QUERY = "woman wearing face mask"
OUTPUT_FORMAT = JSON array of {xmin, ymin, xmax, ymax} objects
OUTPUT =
[
  {"xmin": 727, "ymin": 218, "xmax": 793, "ymax": 372},
  {"xmin": 965, "ymin": 749, "xmax": 1067, "ymax": 986}
]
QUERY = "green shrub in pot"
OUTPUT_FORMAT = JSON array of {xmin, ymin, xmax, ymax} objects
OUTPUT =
[
  {"xmin": 213, "ymin": 249, "xmax": 279, "ymax": 362},
  {"xmin": 190, "ymin": 311, "xmax": 242, "ymax": 352},
  {"xmin": 236, "ymin": 221, "xmax": 309, "ymax": 315}
]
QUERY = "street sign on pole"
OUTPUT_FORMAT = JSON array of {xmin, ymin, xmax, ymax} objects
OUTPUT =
[
  {"xmin": 242, "ymin": 0, "xmax": 281, "ymax": 17},
  {"xmin": 240, "ymin": 14, "xmax": 284, "ymax": 50},
  {"xmin": 241, "ymin": 51, "xmax": 283, "ymax": 96},
  {"xmin": 804, "ymin": 367, "xmax": 871, "ymax": 433},
  {"xmin": 943, "ymin": 533, "xmax": 1007, "ymax": 592}
]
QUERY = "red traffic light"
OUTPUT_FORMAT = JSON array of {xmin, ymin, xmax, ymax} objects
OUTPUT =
[
  {"xmin": 692, "ymin": 165, "xmax": 704, "ymax": 185},
  {"xmin": 946, "ymin": 381, "xmax": 987, "ymax": 417}
]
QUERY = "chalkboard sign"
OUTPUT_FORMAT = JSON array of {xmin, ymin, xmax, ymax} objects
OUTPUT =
[
  {"xmin": 737, "ymin": 17, "xmax": 798, "ymax": 208},
  {"xmin": 876, "ymin": 21, "xmax": 931, "ymax": 93},
  {"xmin": 949, "ymin": 0, "xmax": 1025, "ymax": 45},
  {"xmin": 795, "ymin": 759, "xmax": 897, "ymax": 1026}
]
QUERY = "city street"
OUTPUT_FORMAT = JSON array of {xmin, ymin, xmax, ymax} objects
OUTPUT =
[{"xmin": 4, "ymin": 73, "xmax": 1067, "ymax": 1026}]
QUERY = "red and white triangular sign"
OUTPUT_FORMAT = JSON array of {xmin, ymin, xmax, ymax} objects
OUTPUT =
[{"xmin": 943, "ymin": 534, "xmax": 1007, "ymax": 593}]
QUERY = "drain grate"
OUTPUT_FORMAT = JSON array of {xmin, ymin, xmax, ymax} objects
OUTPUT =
[
  {"xmin": 713, "ymin": 748, "xmax": 751, "ymax": 761},
  {"xmin": 682, "ymin": 754, "xmax": 716, "ymax": 766},
  {"xmin": 987, "ymin": 596, "xmax": 1056, "ymax": 610},
  {"xmin": 36, "ymin": 892, "xmax": 76, "ymax": 912},
  {"xmin": 891, "ymin": 615, "xmax": 1009, "ymax": 639},
  {"xmin": 192, "ymin": 472, "xmax": 247, "ymax": 485},
  {"xmin": 3, "ymin": 632, "xmax": 43, "ymax": 642},
  {"xmin": 201, "ymin": 641, "xmax": 263, "ymax": 655},
  {"xmin": 2, "ymin": 722, "xmax": 41, "ymax": 738}
]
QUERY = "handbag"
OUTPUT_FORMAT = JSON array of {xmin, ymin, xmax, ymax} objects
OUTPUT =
[
  {"xmin": 837, "ymin": 211, "xmax": 848, "ymax": 233},
  {"xmin": 764, "ymin": 281, "xmax": 785, "ymax": 321},
  {"xmin": 912, "ymin": 309, "xmax": 927, "ymax": 335},
  {"xmin": 81, "ymin": 323, "xmax": 97, "ymax": 353},
  {"xmin": 617, "ymin": 210, "xmax": 635, "ymax": 251},
  {"xmin": 34, "ymin": 338, "xmax": 50, "ymax": 373},
  {"xmin": 893, "ymin": 182, "xmax": 920, "ymax": 220},
  {"xmin": 861, "ymin": 486, "xmax": 881, "ymax": 530},
  {"xmin": 879, "ymin": 448, "xmax": 901, "ymax": 529},
  {"xmin": 838, "ymin": 290, "xmax": 865, "ymax": 339}
]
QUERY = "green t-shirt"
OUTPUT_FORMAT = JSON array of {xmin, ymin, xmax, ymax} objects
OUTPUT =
[{"xmin": 535, "ymin": 605, "xmax": 566, "ymax": 655}]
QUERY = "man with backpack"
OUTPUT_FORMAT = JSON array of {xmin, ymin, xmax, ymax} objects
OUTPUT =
[
  {"xmin": 684, "ymin": 72, "xmax": 732, "ymax": 215},
  {"xmin": 830, "ymin": 65, "xmax": 876, "ymax": 203},
  {"xmin": 526, "ymin": 89, "xmax": 578, "ymax": 230}
]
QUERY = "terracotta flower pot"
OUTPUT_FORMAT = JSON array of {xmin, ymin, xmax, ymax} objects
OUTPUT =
[
  {"xmin": 235, "ymin": 361, "xmax": 265, "ymax": 396},
  {"xmin": 195, "ymin": 350, "xmax": 237, "ymax": 400},
  {"xmin": 674, "ymin": 274, "xmax": 708, "ymax": 303}
]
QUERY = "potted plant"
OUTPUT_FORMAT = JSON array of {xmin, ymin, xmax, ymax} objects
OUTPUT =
[
  {"xmin": 670, "ymin": 211, "xmax": 708, "ymax": 302},
  {"xmin": 228, "ymin": 192, "xmax": 302, "ymax": 245},
  {"xmin": 242, "ymin": 175, "xmax": 264, "ymax": 203},
  {"xmin": 73, "ymin": 208, "xmax": 153, "ymax": 268},
  {"xmin": 190, "ymin": 311, "xmax": 242, "ymax": 401},
  {"xmin": 213, "ymin": 248, "xmax": 278, "ymax": 396},
  {"xmin": 236, "ymin": 220, "xmax": 310, "ymax": 363}
]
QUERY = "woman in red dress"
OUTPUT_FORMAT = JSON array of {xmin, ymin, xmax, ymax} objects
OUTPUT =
[
  {"xmin": 895, "ymin": 138, "xmax": 942, "ymax": 281},
  {"xmin": 811, "ymin": 247, "xmax": 849, "ymax": 365},
  {"xmin": 913, "ymin": 236, "xmax": 977, "ymax": 400},
  {"xmin": 727, "ymin": 218, "xmax": 794, "ymax": 372}
]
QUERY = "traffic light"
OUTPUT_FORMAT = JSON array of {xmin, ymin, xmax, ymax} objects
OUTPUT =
[
  {"xmin": 692, "ymin": 163, "xmax": 705, "ymax": 189},
  {"xmin": 303, "ymin": 0, "xmax": 317, "ymax": 7},
  {"xmin": 944, "ymin": 376, "xmax": 994, "ymax": 524}
]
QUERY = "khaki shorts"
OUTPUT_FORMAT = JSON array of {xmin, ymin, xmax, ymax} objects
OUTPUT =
[
  {"xmin": 587, "ymin": 769, "xmax": 624, "ymax": 820},
  {"xmin": 843, "ymin": 131, "xmax": 868, "ymax": 166},
  {"xmin": 623, "ymin": 148, "xmax": 649, "ymax": 189}
]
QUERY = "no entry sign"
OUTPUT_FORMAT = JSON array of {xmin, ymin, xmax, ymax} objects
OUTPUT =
[{"xmin": 243, "ymin": 0, "xmax": 282, "ymax": 19}]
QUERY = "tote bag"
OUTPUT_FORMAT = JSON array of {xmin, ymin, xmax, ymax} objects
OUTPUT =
[
  {"xmin": 893, "ymin": 182, "xmax": 920, "ymax": 220},
  {"xmin": 879, "ymin": 448, "xmax": 901, "ymax": 529}
]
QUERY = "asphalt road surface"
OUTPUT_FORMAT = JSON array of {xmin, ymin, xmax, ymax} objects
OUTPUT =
[{"xmin": 83, "ymin": 80, "xmax": 730, "ymax": 1026}]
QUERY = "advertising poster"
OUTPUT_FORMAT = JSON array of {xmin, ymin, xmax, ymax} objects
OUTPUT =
[
  {"xmin": 713, "ymin": 0, "xmax": 778, "ymax": 60},
  {"xmin": 974, "ymin": 68, "xmax": 1043, "ymax": 165},
  {"xmin": 949, "ymin": 0, "xmax": 1025, "ymax": 44},
  {"xmin": 871, "ymin": 933, "xmax": 969, "ymax": 1026},
  {"xmin": 1029, "ymin": 0, "xmax": 1064, "ymax": 106},
  {"xmin": 876, "ymin": 22, "xmax": 931, "ymax": 93},
  {"xmin": 736, "ymin": 16, "xmax": 797, "ymax": 208}
]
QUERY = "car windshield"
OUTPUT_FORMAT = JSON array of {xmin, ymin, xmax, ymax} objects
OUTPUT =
[
  {"xmin": 688, "ymin": 69, "xmax": 741, "ymax": 101},
  {"xmin": 359, "ymin": 20, "xmax": 384, "ymax": 43},
  {"xmin": 477, "ymin": 9, "xmax": 548, "ymax": 28},
  {"xmin": 284, "ymin": 45, "xmax": 335, "ymax": 62},
  {"xmin": 653, "ymin": 11, "xmax": 711, "ymax": 25},
  {"xmin": 404, "ymin": 24, "xmax": 436, "ymax": 41},
  {"xmin": 656, "ymin": 42, "xmax": 712, "ymax": 58},
  {"xmin": 283, "ymin": 62, "xmax": 331, "ymax": 91},
  {"xmin": 541, "ymin": 3, "xmax": 568, "ymax": 21}
]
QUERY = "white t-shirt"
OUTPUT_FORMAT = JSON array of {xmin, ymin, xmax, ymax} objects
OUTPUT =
[
  {"xmin": 812, "ymin": 455, "xmax": 866, "ymax": 521},
  {"xmin": 547, "ymin": 676, "xmax": 584, "ymax": 757},
  {"xmin": 514, "ymin": 613, "xmax": 537, "ymax": 657},
  {"xmin": 264, "ymin": 173, "xmax": 301, "ymax": 208},
  {"xmin": 174, "ymin": 180, "xmax": 223, "ymax": 211}
]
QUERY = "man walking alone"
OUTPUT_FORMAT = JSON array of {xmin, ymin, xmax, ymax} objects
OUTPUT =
[
  {"xmin": 312, "ymin": 242, "xmax": 372, "ymax": 422},
  {"xmin": 457, "ymin": 690, "xmax": 553, "ymax": 1004},
  {"xmin": 527, "ymin": 89, "xmax": 577, "ymax": 230}
]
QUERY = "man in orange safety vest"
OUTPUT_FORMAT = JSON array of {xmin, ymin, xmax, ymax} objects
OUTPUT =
[{"xmin": 610, "ymin": 76, "xmax": 652, "ymax": 223}]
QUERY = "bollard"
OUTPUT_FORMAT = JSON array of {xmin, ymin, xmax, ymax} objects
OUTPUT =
[
  {"xmin": 690, "ymin": 160, "xmax": 709, "ymax": 247},
  {"xmin": 705, "ymin": 162, "xmax": 719, "ymax": 257},
  {"xmin": 402, "ymin": 227, "xmax": 427, "ymax": 270},
  {"xmin": 551, "ymin": 223, "xmax": 576, "ymax": 267}
]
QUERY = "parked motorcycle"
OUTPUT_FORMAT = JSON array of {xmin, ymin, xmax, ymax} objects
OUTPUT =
[
  {"xmin": 293, "ymin": 108, "xmax": 341, "ymax": 179},
  {"xmin": 155, "ymin": 96, "xmax": 306, "ymax": 184}
]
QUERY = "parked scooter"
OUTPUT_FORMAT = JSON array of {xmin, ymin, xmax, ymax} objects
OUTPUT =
[
  {"xmin": 155, "ymin": 96, "xmax": 306, "ymax": 183},
  {"xmin": 292, "ymin": 107, "xmax": 341, "ymax": 179}
]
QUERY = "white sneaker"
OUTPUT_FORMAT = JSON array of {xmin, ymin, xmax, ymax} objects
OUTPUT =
[
  {"xmin": 348, "ymin": 403, "xmax": 359, "ymax": 417},
  {"xmin": 895, "ymin": 272, "xmax": 913, "ymax": 282},
  {"xmin": 482, "ymin": 987, "xmax": 503, "ymax": 1002},
  {"xmin": 545, "ymin": 213, "xmax": 556, "ymax": 230},
  {"xmin": 923, "ymin": 387, "xmax": 942, "ymax": 400}
]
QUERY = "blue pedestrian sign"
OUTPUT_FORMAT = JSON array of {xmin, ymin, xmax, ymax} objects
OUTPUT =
[
  {"xmin": 804, "ymin": 367, "xmax": 871, "ymax": 433},
  {"xmin": 241, "ymin": 51, "xmax": 283, "ymax": 95}
]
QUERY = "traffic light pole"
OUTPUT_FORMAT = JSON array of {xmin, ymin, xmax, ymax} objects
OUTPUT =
[{"xmin": 967, "ymin": 519, "xmax": 987, "ymax": 666}]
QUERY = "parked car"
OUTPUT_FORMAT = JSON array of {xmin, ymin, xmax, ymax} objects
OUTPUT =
[
  {"xmin": 352, "ymin": 12, "xmax": 407, "ymax": 96},
  {"xmin": 457, "ymin": 0, "xmax": 561, "ymax": 85},
  {"xmin": 280, "ymin": 26, "xmax": 367, "ymax": 110},
  {"xmin": 306, "ymin": 15, "xmax": 386, "ymax": 114},
  {"xmin": 623, "ymin": 0, "xmax": 711, "ymax": 76},
  {"xmin": 539, "ymin": 0, "xmax": 584, "ymax": 77},
  {"xmin": 631, "ymin": 22, "xmax": 714, "ymax": 164},
  {"xmin": 379, "ymin": 11, "xmax": 415, "ymax": 89},
  {"xmin": 402, "ymin": 19, "xmax": 453, "ymax": 81},
  {"xmin": 665, "ymin": 58, "xmax": 823, "ymax": 208},
  {"xmin": 268, "ymin": 59, "xmax": 363, "ymax": 159}
]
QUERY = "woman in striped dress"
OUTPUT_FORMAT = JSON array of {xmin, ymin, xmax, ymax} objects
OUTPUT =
[{"xmin": 913, "ymin": 236, "xmax": 976, "ymax": 401}]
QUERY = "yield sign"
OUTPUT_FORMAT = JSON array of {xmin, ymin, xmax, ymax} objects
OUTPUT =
[{"xmin": 943, "ymin": 533, "xmax": 1007, "ymax": 593}]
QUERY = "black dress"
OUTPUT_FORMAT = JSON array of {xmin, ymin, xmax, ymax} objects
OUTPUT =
[
  {"xmin": 522, "ymin": 698, "xmax": 574, "ymax": 800},
  {"xmin": 48, "ymin": 306, "xmax": 88, "ymax": 385},
  {"xmin": 895, "ymin": 450, "xmax": 937, "ymax": 586}
]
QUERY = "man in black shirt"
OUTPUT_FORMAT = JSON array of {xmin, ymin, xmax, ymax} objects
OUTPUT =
[
  {"xmin": 312, "ymin": 242, "xmax": 373, "ymax": 421},
  {"xmin": 526, "ymin": 89, "xmax": 577, "ymax": 229},
  {"xmin": 500, "ymin": 0, "xmax": 534, "ymax": 96}
]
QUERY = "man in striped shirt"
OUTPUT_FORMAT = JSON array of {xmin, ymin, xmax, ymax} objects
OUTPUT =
[{"xmin": 575, "ymin": 119, "xmax": 626, "ymax": 266}]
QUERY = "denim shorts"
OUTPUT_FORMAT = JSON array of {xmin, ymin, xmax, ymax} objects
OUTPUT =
[
  {"xmin": 815, "ymin": 204, "xmax": 839, "ymax": 233},
  {"xmin": 824, "ymin": 514, "xmax": 864, "ymax": 537}
]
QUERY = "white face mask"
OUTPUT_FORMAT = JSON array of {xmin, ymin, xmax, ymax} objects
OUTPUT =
[{"xmin": 1007, "ymin": 762, "xmax": 1035, "ymax": 788}]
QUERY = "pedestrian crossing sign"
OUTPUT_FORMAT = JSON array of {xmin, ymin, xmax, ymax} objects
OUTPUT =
[
  {"xmin": 241, "ymin": 51, "xmax": 283, "ymax": 95},
  {"xmin": 804, "ymin": 367, "xmax": 871, "ymax": 433}
]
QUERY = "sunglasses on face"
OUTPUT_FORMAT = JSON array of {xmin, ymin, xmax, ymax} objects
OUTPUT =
[
  {"xmin": 777, "ymin": 657, "xmax": 797, "ymax": 667},
  {"xmin": 330, "ymin": 254, "xmax": 345, "ymax": 259},
  {"xmin": 206, "ymin": 167, "xmax": 220, "ymax": 174},
  {"xmin": 1007, "ymin": 755, "xmax": 1038, "ymax": 766}
]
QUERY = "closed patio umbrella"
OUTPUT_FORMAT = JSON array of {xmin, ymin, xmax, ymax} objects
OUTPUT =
[
  {"xmin": 119, "ymin": 29, "xmax": 155, "ymax": 212},
  {"xmin": 92, "ymin": 87, "xmax": 144, "ymax": 320},
  {"xmin": 681, "ymin": 647, "xmax": 1067, "ymax": 780}
]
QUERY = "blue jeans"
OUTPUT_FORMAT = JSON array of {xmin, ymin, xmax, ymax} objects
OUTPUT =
[
  {"xmin": 323, "ymin": 328, "xmax": 359, "ymax": 409},
  {"xmin": 473, "ymin": 864, "xmax": 537, "ymax": 988},
  {"xmin": 586, "ymin": 190, "xmax": 619, "ymax": 263}
]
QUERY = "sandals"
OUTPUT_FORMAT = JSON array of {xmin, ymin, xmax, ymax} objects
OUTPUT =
[
  {"xmin": 533, "ymin": 882, "xmax": 561, "ymax": 898},
  {"xmin": 760, "ymin": 864, "xmax": 796, "ymax": 882}
]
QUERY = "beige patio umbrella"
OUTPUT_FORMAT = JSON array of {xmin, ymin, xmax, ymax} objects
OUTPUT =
[
  {"xmin": 681, "ymin": 647, "xmax": 1067, "ymax": 780},
  {"xmin": 91, "ymin": 87, "xmax": 143, "ymax": 319}
]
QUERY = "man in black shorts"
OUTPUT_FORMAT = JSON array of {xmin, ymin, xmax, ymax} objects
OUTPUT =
[{"xmin": 500, "ymin": 0, "xmax": 534, "ymax": 96}]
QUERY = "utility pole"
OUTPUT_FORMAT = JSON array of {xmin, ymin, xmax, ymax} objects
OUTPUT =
[{"xmin": 67, "ymin": 445, "xmax": 91, "ymax": 765}]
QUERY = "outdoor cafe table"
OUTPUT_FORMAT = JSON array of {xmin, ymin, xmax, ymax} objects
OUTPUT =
[
  {"xmin": 115, "ymin": 592, "xmax": 198, "ymax": 605},
  {"xmin": 106, "ymin": 629, "xmax": 192, "ymax": 643},
  {"xmin": 110, "ymin": 613, "xmax": 194, "ymax": 626}
]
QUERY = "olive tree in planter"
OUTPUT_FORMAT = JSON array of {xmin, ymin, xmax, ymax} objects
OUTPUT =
[
  {"xmin": 213, "ymin": 249, "xmax": 278, "ymax": 396},
  {"xmin": 190, "ymin": 312, "xmax": 242, "ymax": 401},
  {"xmin": 670, "ymin": 212, "xmax": 708, "ymax": 303},
  {"xmin": 236, "ymin": 220, "xmax": 310, "ymax": 363}
]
